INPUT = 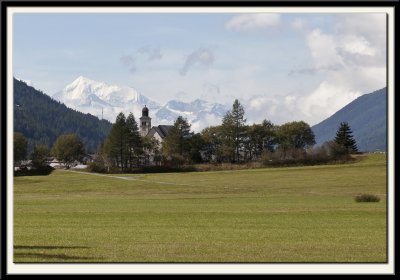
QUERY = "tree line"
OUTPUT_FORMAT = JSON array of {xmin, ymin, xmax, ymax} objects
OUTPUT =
[
  {"xmin": 14, "ymin": 99, "xmax": 358, "ymax": 174},
  {"xmin": 159, "ymin": 99, "xmax": 358, "ymax": 167},
  {"xmin": 14, "ymin": 132, "xmax": 86, "ymax": 175},
  {"xmin": 87, "ymin": 99, "xmax": 359, "ymax": 172}
]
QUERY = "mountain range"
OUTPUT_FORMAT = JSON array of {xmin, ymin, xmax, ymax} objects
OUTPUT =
[
  {"xmin": 52, "ymin": 76, "xmax": 229, "ymax": 132},
  {"xmin": 15, "ymin": 75, "xmax": 387, "ymax": 153},
  {"xmin": 311, "ymin": 87, "xmax": 387, "ymax": 152}
]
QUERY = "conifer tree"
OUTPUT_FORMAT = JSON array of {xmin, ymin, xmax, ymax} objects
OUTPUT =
[
  {"xmin": 14, "ymin": 132, "xmax": 28, "ymax": 167},
  {"xmin": 126, "ymin": 113, "xmax": 143, "ymax": 168},
  {"xmin": 162, "ymin": 116, "xmax": 192, "ymax": 164},
  {"xmin": 221, "ymin": 99, "xmax": 246, "ymax": 163},
  {"xmin": 103, "ymin": 112, "xmax": 129, "ymax": 170},
  {"xmin": 102, "ymin": 112, "xmax": 147, "ymax": 171},
  {"xmin": 334, "ymin": 122, "xmax": 358, "ymax": 153}
]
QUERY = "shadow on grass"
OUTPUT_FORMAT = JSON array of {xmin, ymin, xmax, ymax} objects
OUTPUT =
[
  {"xmin": 14, "ymin": 245, "xmax": 90, "ymax": 250},
  {"xmin": 14, "ymin": 252, "xmax": 96, "ymax": 261},
  {"xmin": 14, "ymin": 245, "xmax": 97, "ymax": 262}
]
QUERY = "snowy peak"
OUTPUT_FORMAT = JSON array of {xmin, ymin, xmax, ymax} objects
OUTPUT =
[
  {"xmin": 68, "ymin": 75, "xmax": 95, "ymax": 87},
  {"xmin": 156, "ymin": 98, "xmax": 229, "ymax": 131},
  {"xmin": 63, "ymin": 76, "xmax": 107, "ymax": 100},
  {"xmin": 164, "ymin": 98, "xmax": 226, "ymax": 115},
  {"xmin": 50, "ymin": 76, "xmax": 228, "ymax": 132},
  {"xmin": 52, "ymin": 76, "xmax": 160, "ymax": 122},
  {"xmin": 59, "ymin": 76, "xmax": 142, "ymax": 103}
]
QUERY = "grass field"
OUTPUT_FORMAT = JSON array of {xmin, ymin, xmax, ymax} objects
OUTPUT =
[{"xmin": 13, "ymin": 154, "xmax": 387, "ymax": 263}]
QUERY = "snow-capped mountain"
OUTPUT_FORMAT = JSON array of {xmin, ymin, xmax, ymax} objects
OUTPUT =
[
  {"xmin": 53, "ymin": 76, "xmax": 161, "ymax": 123},
  {"xmin": 155, "ymin": 99, "xmax": 229, "ymax": 132},
  {"xmin": 51, "ymin": 76, "xmax": 229, "ymax": 132}
]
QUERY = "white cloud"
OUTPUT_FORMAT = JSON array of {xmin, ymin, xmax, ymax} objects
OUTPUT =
[
  {"xmin": 338, "ymin": 14, "xmax": 386, "ymax": 48},
  {"xmin": 338, "ymin": 35, "xmax": 377, "ymax": 56},
  {"xmin": 306, "ymin": 28, "xmax": 344, "ymax": 69},
  {"xmin": 191, "ymin": 113, "xmax": 222, "ymax": 133},
  {"xmin": 246, "ymin": 95, "xmax": 294, "ymax": 125},
  {"xmin": 225, "ymin": 13, "xmax": 280, "ymax": 31},
  {"xmin": 288, "ymin": 13, "xmax": 387, "ymax": 125},
  {"xmin": 299, "ymin": 81, "xmax": 361, "ymax": 121}
]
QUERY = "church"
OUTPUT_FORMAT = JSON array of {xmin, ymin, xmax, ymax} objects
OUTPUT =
[{"xmin": 139, "ymin": 105, "xmax": 173, "ymax": 143}]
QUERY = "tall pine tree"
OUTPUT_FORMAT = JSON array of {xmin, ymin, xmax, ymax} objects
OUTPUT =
[
  {"xmin": 14, "ymin": 132, "xmax": 28, "ymax": 167},
  {"xmin": 103, "ymin": 112, "xmax": 144, "ymax": 171},
  {"xmin": 162, "ymin": 116, "xmax": 192, "ymax": 164},
  {"xmin": 334, "ymin": 122, "xmax": 358, "ymax": 153},
  {"xmin": 221, "ymin": 99, "xmax": 246, "ymax": 163},
  {"xmin": 103, "ymin": 113, "xmax": 129, "ymax": 171},
  {"xmin": 126, "ymin": 113, "xmax": 143, "ymax": 168}
]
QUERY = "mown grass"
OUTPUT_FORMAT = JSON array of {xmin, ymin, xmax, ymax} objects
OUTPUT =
[{"xmin": 13, "ymin": 153, "xmax": 387, "ymax": 263}]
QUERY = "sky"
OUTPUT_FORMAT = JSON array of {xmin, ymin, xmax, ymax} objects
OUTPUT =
[{"xmin": 12, "ymin": 10, "xmax": 387, "ymax": 126}]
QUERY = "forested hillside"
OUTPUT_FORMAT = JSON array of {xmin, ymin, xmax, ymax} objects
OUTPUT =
[{"xmin": 14, "ymin": 78, "xmax": 112, "ymax": 153}]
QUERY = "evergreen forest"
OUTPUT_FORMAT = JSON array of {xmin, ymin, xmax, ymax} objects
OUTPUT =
[{"xmin": 13, "ymin": 78, "xmax": 112, "ymax": 153}]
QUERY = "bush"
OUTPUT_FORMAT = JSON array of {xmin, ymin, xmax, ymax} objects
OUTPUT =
[
  {"xmin": 322, "ymin": 140, "xmax": 351, "ymax": 160},
  {"xmin": 14, "ymin": 165, "xmax": 54, "ymax": 176},
  {"xmin": 354, "ymin": 194, "xmax": 380, "ymax": 202},
  {"xmin": 87, "ymin": 161, "xmax": 107, "ymax": 173}
]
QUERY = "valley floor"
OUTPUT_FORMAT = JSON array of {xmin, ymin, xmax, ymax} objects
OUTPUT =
[{"xmin": 13, "ymin": 154, "xmax": 387, "ymax": 263}]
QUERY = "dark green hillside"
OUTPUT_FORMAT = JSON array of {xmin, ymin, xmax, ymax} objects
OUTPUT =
[
  {"xmin": 312, "ymin": 88, "xmax": 387, "ymax": 152},
  {"xmin": 14, "ymin": 78, "xmax": 112, "ymax": 153}
]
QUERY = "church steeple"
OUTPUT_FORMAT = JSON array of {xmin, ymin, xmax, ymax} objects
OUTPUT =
[{"xmin": 139, "ymin": 105, "xmax": 151, "ymax": 137}]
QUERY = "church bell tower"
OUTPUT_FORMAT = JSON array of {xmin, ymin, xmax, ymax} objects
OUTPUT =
[{"xmin": 140, "ymin": 105, "xmax": 151, "ymax": 137}]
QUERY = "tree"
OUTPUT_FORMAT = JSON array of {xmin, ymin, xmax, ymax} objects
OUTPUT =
[
  {"xmin": 31, "ymin": 144, "xmax": 50, "ymax": 170},
  {"xmin": 276, "ymin": 121, "xmax": 315, "ymax": 159},
  {"xmin": 334, "ymin": 122, "xmax": 358, "ymax": 153},
  {"xmin": 14, "ymin": 132, "xmax": 28, "ymax": 167},
  {"xmin": 322, "ymin": 140, "xmax": 350, "ymax": 159},
  {"xmin": 52, "ymin": 133, "xmax": 85, "ymax": 169},
  {"xmin": 188, "ymin": 133, "xmax": 205, "ymax": 163},
  {"xmin": 200, "ymin": 125, "xmax": 223, "ymax": 163},
  {"xmin": 103, "ymin": 112, "xmax": 129, "ymax": 171},
  {"xmin": 162, "ymin": 116, "xmax": 192, "ymax": 165},
  {"xmin": 126, "ymin": 113, "xmax": 143, "ymax": 168},
  {"xmin": 102, "ymin": 112, "xmax": 145, "ymax": 171},
  {"xmin": 221, "ymin": 99, "xmax": 246, "ymax": 163},
  {"xmin": 243, "ymin": 120, "xmax": 276, "ymax": 161},
  {"xmin": 143, "ymin": 136, "xmax": 161, "ymax": 166}
]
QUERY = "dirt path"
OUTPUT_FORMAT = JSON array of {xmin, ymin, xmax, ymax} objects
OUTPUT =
[{"xmin": 62, "ymin": 169, "xmax": 201, "ymax": 187}]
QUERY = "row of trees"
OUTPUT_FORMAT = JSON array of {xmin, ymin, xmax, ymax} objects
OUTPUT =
[
  {"xmin": 162, "ymin": 99, "xmax": 359, "ymax": 166},
  {"xmin": 161, "ymin": 100, "xmax": 318, "ymax": 165},
  {"xmin": 14, "ymin": 99, "xmax": 358, "ymax": 173},
  {"xmin": 97, "ymin": 99, "xmax": 358, "ymax": 171},
  {"xmin": 14, "ymin": 132, "xmax": 86, "ymax": 173},
  {"xmin": 95, "ymin": 112, "xmax": 160, "ymax": 172}
]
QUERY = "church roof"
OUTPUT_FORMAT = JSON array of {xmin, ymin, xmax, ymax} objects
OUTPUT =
[{"xmin": 147, "ymin": 125, "xmax": 174, "ymax": 139}]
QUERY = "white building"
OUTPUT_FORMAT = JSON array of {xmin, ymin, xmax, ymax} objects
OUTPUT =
[{"xmin": 140, "ymin": 105, "xmax": 173, "ymax": 142}]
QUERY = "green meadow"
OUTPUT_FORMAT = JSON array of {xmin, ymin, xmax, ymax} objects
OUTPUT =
[{"xmin": 13, "ymin": 154, "xmax": 387, "ymax": 263}]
